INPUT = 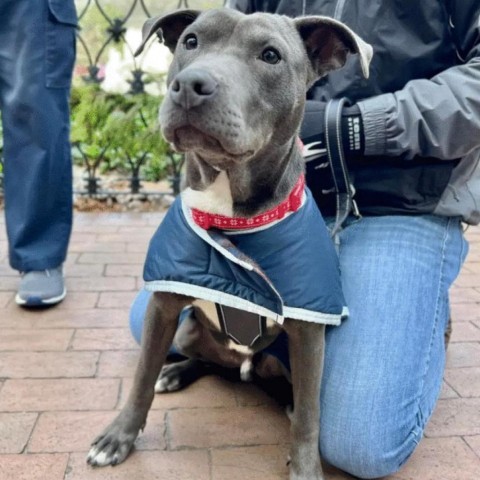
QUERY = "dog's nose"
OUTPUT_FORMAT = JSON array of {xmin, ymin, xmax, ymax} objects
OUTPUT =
[{"xmin": 169, "ymin": 69, "xmax": 218, "ymax": 109}]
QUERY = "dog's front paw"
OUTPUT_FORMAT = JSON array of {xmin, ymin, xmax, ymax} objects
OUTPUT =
[
  {"xmin": 86, "ymin": 422, "xmax": 139, "ymax": 467},
  {"xmin": 155, "ymin": 358, "xmax": 206, "ymax": 393}
]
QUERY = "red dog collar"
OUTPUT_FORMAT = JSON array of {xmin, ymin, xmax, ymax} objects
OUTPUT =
[{"xmin": 191, "ymin": 174, "xmax": 305, "ymax": 230}]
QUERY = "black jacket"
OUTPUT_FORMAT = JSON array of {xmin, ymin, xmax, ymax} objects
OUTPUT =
[{"xmin": 228, "ymin": 0, "xmax": 480, "ymax": 224}]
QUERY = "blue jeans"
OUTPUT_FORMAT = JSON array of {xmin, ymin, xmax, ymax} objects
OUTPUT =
[
  {"xmin": 0, "ymin": 0, "xmax": 76, "ymax": 271},
  {"xmin": 129, "ymin": 214, "xmax": 468, "ymax": 479}
]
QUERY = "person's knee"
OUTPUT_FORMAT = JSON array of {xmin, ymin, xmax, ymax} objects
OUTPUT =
[
  {"xmin": 129, "ymin": 290, "xmax": 152, "ymax": 344},
  {"xmin": 320, "ymin": 421, "xmax": 419, "ymax": 479}
]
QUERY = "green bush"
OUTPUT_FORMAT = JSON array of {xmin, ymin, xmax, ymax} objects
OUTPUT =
[{"xmin": 70, "ymin": 84, "xmax": 180, "ymax": 191}]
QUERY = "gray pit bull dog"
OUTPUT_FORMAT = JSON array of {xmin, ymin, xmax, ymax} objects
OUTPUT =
[{"xmin": 87, "ymin": 8, "xmax": 371, "ymax": 480}]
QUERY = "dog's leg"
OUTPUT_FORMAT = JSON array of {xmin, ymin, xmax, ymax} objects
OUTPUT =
[
  {"xmin": 283, "ymin": 319, "xmax": 325, "ymax": 480},
  {"xmin": 87, "ymin": 292, "xmax": 190, "ymax": 467},
  {"xmin": 156, "ymin": 305, "xmax": 255, "ymax": 392}
]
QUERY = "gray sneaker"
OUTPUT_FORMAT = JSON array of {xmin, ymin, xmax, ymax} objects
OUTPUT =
[{"xmin": 15, "ymin": 266, "xmax": 66, "ymax": 307}]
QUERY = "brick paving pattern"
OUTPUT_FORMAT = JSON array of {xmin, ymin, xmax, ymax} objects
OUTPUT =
[{"xmin": 0, "ymin": 211, "xmax": 479, "ymax": 479}]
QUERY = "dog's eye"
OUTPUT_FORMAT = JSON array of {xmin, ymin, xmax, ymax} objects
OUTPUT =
[
  {"xmin": 183, "ymin": 33, "xmax": 198, "ymax": 50},
  {"xmin": 261, "ymin": 47, "xmax": 281, "ymax": 64}
]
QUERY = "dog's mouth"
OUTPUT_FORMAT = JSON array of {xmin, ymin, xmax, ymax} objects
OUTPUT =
[{"xmin": 170, "ymin": 125, "xmax": 254, "ymax": 163}]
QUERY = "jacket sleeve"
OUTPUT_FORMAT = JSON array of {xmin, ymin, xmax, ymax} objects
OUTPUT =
[
  {"xmin": 357, "ymin": 1, "xmax": 480, "ymax": 160},
  {"xmin": 225, "ymin": 0, "xmax": 253, "ymax": 13}
]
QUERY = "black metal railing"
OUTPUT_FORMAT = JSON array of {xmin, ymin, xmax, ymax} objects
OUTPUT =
[{"xmin": 72, "ymin": 0, "xmax": 226, "ymax": 200}]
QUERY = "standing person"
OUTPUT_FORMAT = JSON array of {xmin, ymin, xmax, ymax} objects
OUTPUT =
[
  {"xmin": 224, "ymin": 1, "xmax": 479, "ymax": 478},
  {"xmin": 0, "ymin": 0, "xmax": 77, "ymax": 307}
]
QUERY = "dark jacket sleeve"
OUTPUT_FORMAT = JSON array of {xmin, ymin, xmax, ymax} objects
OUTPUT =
[
  {"xmin": 358, "ymin": 0, "xmax": 480, "ymax": 160},
  {"xmin": 225, "ymin": 0, "xmax": 253, "ymax": 13}
]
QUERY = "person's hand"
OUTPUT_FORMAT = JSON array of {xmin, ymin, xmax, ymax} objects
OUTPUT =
[{"xmin": 301, "ymin": 100, "xmax": 364, "ymax": 217}]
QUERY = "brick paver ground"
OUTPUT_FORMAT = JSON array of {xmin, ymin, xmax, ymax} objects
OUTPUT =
[{"xmin": 0, "ymin": 211, "xmax": 479, "ymax": 479}]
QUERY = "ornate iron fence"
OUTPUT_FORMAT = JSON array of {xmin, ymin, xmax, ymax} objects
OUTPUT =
[
  {"xmin": 77, "ymin": 0, "xmax": 226, "ymax": 86},
  {"xmin": 72, "ymin": 0, "xmax": 226, "ymax": 201}
]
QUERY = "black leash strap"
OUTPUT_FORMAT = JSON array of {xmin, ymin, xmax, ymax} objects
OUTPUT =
[{"xmin": 325, "ymin": 98, "xmax": 360, "ymax": 236}]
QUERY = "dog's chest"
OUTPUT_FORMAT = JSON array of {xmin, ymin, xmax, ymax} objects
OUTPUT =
[
  {"xmin": 193, "ymin": 299, "xmax": 281, "ymax": 353},
  {"xmin": 182, "ymin": 171, "xmax": 234, "ymax": 216}
]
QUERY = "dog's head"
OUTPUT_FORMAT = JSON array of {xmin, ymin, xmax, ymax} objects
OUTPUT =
[{"xmin": 136, "ymin": 8, "xmax": 372, "ymax": 170}]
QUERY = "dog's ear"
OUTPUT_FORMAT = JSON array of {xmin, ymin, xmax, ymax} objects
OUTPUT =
[
  {"xmin": 294, "ymin": 16, "xmax": 373, "ymax": 83},
  {"xmin": 134, "ymin": 9, "xmax": 201, "ymax": 56}
]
